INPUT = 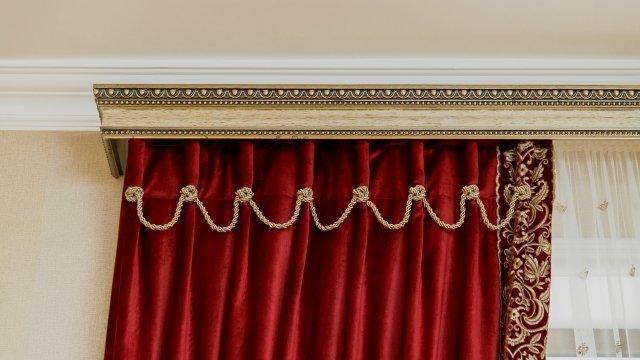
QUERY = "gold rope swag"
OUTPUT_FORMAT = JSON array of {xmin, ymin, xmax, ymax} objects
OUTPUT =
[{"xmin": 124, "ymin": 184, "xmax": 531, "ymax": 232}]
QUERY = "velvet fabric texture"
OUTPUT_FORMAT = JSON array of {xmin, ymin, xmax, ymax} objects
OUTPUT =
[{"xmin": 105, "ymin": 140, "xmax": 504, "ymax": 359}]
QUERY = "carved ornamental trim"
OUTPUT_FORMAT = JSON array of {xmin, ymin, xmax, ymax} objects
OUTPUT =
[
  {"xmin": 94, "ymin": 85, "xmax": 640, "ymax": 177},
  {"xmin": 95, "ymin": 85, "xmax": 640, "ymax": 109}
]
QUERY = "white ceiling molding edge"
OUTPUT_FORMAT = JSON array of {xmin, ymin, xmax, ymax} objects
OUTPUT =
[{"xmin": 2, "ymin": 58, "xmax": 640, "ymax": 131}]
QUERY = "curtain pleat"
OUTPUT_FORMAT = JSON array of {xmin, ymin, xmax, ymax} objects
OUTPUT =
[{"xmin": 105, "ymin": 140, "xmax": 509, "ymax": 360}]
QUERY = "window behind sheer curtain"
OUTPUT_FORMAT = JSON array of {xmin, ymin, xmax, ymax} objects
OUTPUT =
[{"xmin": 548, "ymin": 140, "xmax": 640, "ymax": 359}]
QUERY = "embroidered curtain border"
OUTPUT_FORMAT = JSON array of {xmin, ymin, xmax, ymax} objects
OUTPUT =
[{"xmin": 498, "ymin": 141, "xmax": 553, "ymax": 360}]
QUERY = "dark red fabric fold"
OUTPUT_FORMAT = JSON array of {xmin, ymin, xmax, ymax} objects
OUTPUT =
[{"xmin": 105, "ymin": 140, "xmax": 503, "ymax": 360}]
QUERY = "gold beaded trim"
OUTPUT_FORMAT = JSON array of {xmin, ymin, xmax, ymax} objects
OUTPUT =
[{"xmin": 124, "ymin": 184, "xmax": 532, "ymax": 232}]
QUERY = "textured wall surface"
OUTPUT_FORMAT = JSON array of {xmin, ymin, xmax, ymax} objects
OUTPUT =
[{"xmin": 0, "ymin": 132, "xmax": 122, "ymax": 359}]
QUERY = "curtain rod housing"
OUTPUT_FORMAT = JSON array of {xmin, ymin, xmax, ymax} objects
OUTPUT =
[{"xmin": 94, "ymin": 84, "xmax": 640, "ymax": 177}]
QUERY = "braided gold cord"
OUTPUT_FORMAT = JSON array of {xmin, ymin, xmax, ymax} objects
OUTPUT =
[
  {"xmin": 308, "ymin": 186, "xmax": 367, "ymax": 231},
  {"xmin": 124, "ymin": 184, "xmax": 531, "ymax": 232}
]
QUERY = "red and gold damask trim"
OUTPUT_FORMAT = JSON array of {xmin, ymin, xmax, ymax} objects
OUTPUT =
[{"xmin": 498, "ymin": 141, "xmax": 553, "ymax": 360}]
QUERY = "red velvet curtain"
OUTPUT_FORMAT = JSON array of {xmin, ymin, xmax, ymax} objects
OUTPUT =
[{"xmin": 105, "ymin": 140, "xmax": 520, "ymax": 359}]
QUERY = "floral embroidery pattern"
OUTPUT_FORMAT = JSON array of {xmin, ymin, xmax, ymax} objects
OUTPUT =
[{"xmin": 498, "ymin": 141, "xmax": 553, "ymax": 360}]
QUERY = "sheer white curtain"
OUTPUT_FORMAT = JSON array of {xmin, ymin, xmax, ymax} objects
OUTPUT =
[{"xmin": 549, "ymin": 140, "xmax": 640, "ymax": 359}]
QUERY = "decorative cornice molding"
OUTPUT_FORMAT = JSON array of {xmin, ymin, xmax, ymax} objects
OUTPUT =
[
  {"xmin": 0, "ymin": 92, "xmax": 99, "ymax": 131},
  {"xmin": 100, "ymin": 128, "xmax": 640, "ymax": 138},
  {"xmin": 4, "ymin": 58, "xmax": 640, "ymax": 131},
  {"xmin": 94, "ymin": 86, "xmax": 640, "ymax": 109},
  {"xmin": 96, "ymin": 84, "xmax": 640, "ymax": 178}
]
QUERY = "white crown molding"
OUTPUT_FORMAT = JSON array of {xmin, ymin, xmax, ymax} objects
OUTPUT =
[{"xmin": 2, "ymin": 57, "xmax": 640, "ymax": 131}]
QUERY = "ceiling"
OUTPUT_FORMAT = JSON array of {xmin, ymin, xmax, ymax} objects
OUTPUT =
[
  {"xmin": 1, "ymin": 0, "xmax": 640, "ymax": 130},
  {"xmin": 2, "ymin": 0, "xmax": 640, "ymax": 58}
]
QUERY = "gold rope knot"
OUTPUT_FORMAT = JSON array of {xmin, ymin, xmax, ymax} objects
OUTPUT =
[
  {"xmin": 353, "ymin": 186, "xmax": 370, "ymax": 203},
  {"xmin": 125, "ymin": 187, "xmax": 143, "ymax": 202},
  {"xmin": 462, "ymin": 185, "xmax": 480, "ymax": 200},
  {"xmin": 235, "ymin": 187, "xmax": 254, "ymax": 203},
  {"xmin": 513, "ymin": 185, "xmax": 532, "ymax": 199},
  {"xmin": 297, "ymin": 188, "xmax": 314, "ymax": 202},
  {"xmin": 180, "ymin": 185, "xmax": 198, "ymax": 202},
  {"xmin": 409, "ymin": 185, "xmax": 426, "ymax": 201}
]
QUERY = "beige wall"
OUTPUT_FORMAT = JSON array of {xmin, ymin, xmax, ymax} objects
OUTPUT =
[{"xmin": 0, "ymin": 132, "xmax": 122, "ymax": 360}]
